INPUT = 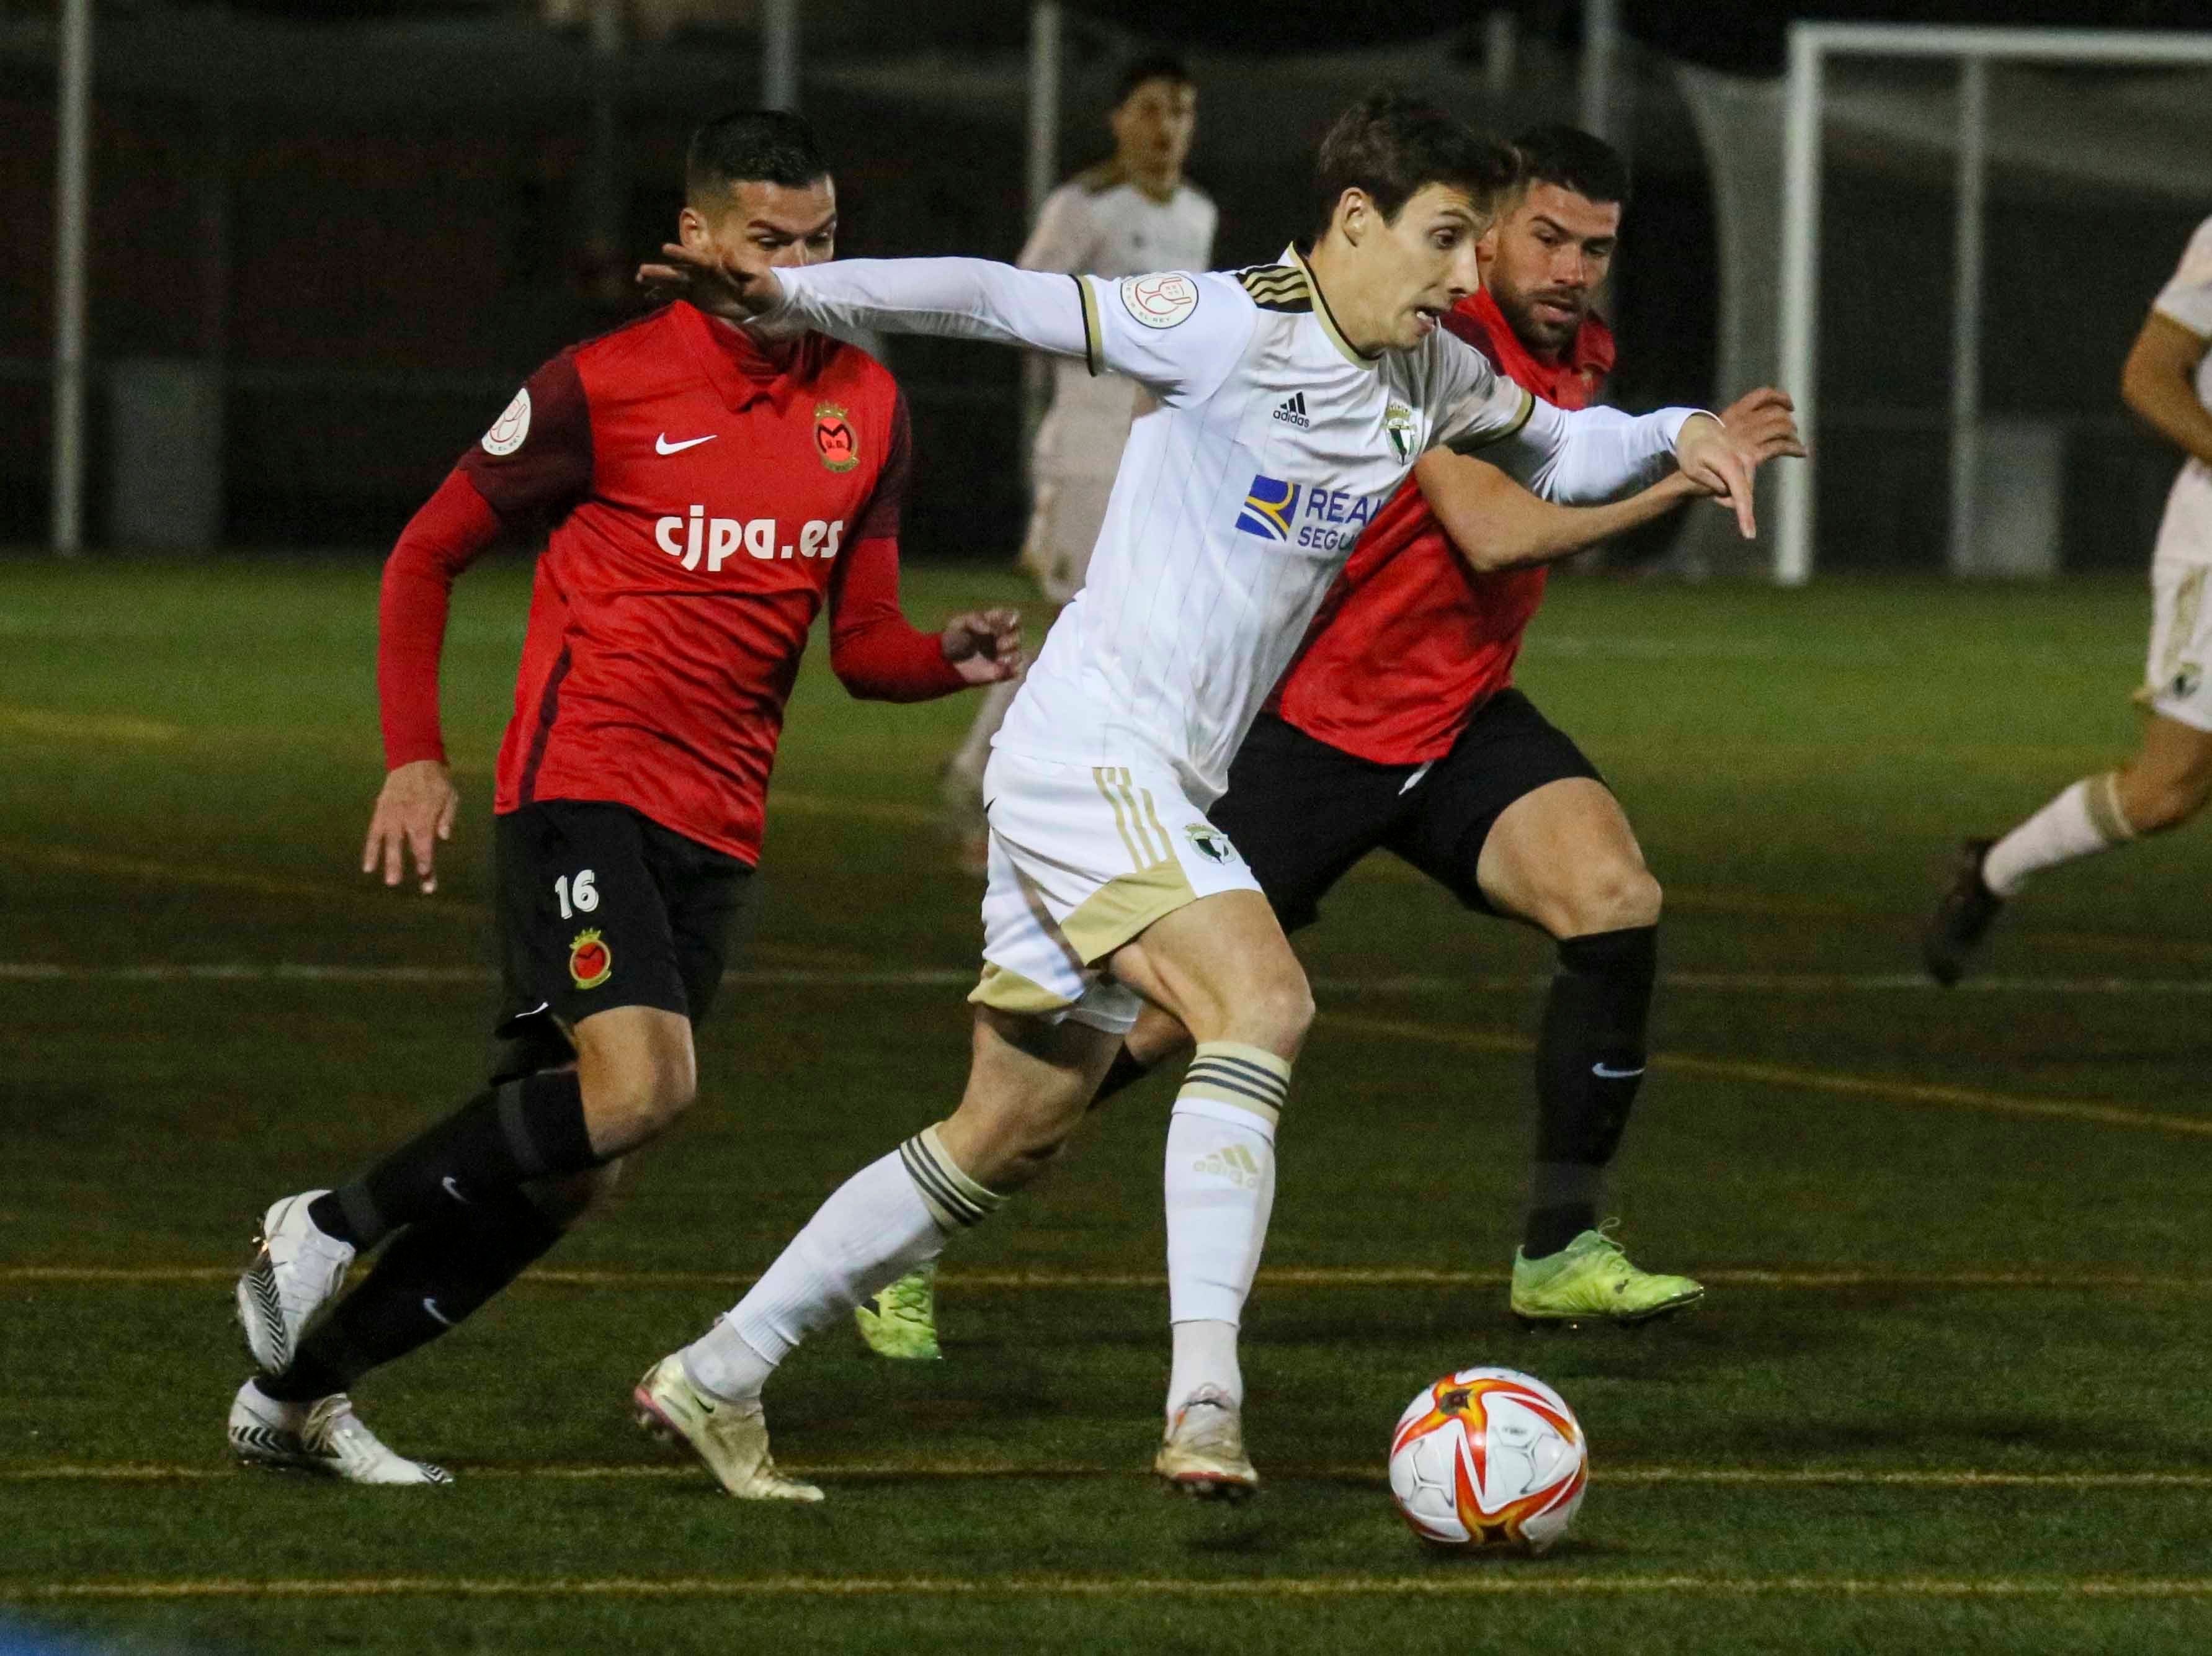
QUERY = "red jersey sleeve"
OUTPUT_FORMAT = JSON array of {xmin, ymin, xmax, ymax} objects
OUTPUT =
[
  {"xmin": 827, "ymin": 533, "xmax": 967, "ymax": 702},
  {"xmin": 456, "ymin": 353, "xmax": 594, "ymax": 526},
  {"xmin": 377, "ymin": 470, "xmax": 506, "ymax": 769},
  {"xmin": 850, "ymin": 389, "xmax": 914, "ymax": 544}
]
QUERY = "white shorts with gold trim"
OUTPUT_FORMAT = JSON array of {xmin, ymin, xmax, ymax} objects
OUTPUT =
[
  {"xmin": 2139, "ymin": 555, "xmax": 2212, "ymax": 732},
  {"xmin": 970, "ymin": 750, "xmax": 1261, "ymax": 1033}
]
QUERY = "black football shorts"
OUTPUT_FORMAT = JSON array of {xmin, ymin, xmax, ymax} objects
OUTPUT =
[
  {"xmin": 487, "ymin": 800, "xmax": 754, "ymax": 1082},
  {"xmin": 1210, "ymin": 692, "xmax": 1604, "ymax": 934}
]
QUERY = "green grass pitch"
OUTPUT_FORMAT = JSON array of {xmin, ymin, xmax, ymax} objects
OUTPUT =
[{"xmin": 4, "ymin": 555, "xmax": 2211, "ymax": 1654}]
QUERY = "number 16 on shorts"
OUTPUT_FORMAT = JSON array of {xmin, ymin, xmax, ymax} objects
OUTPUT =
[{"xmin": 555, "ymin": 869, "xmax": 599, "ymax": 920}]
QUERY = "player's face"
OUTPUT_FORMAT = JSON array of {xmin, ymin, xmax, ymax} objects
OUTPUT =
[
  {"xmin": 1364, "ymin": 182, "xmax": 1487, "ymax": 353},
  {"xmin": 681, "ymin": 177, "xmax": 839, "ymax": 272},
  {"xmin": 1485, "ymin": 182, "xmax": 1620, "ymax": 358},
  {"xmin": 1111, "ymin": 78, "xmax": 1197, "ymax": 184}
]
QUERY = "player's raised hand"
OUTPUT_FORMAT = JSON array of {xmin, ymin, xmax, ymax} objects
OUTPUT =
[
  {"xmin": 941, "ymin": 607, "xmax": 1025, "ymax": 686},
  {"xmin": 363, "ymin": 759, "xmax": 460, "ymax": 896},
  {"xmin": 1673, "ymin": 413, "xmax": 1764, "ymax": 540},
  {"xmin": 636, "ymin": 240, "xmax": 786, "ymax": 324},
  {"xmin": 1717, "ymin": 387, "xmax": 1807, "ymax": 468}
]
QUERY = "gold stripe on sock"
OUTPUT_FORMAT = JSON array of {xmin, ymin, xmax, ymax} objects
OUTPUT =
[
  {"xmin": 2085, "ymin": 772, "xmax": 2139, "ymax": 844},
  {"xmin": 1178, "ymin": 1041, "xmax": 1292, "ymax": 1128}
]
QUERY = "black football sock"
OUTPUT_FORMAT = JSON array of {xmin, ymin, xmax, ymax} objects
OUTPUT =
[
  {"xmin": 308, "ymin": 1071, "xmax": 599, "ymax": 1252},
  {"xmin": 257, "ymin": 1184, "xmax": 568, "ymax": 1403},
  {"xmin": 1522, "ymin": 925, "xmax": 1657, "ymax": 1260},
  {"xmin": 1085, "ymin": 1044, "xmax": 1157, "ymax": 1113}
]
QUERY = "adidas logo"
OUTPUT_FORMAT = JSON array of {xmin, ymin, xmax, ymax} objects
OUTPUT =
[
  {"xmin": 1194, "ymin": 1145, "xmax": 1265, "ymax": 1190},
  {"xmin": 1270, "ymin": 391, "xmax": 1311, "ymax": 429}
]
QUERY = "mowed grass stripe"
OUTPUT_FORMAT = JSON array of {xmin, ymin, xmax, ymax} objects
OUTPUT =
[
  {"xmin": 12, "ymin": 1463, "xmax": 2212, "ymax": 1490},
  {"xmin": 12, "ymin": 1264, "xmax": 2212, "ymax": 1292},
  {"xmin": 1335, "ymin": 1015, "xmax": 2212, "ymax": 1140},
  {"xmin": 9, "ymin": 1574, "xmax": 2212, "ymax": 1602}
]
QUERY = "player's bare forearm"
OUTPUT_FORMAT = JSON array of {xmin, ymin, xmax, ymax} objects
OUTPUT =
[
  {"xmin": 2122, "ymin": 314, "xmax": 2212, "ymax": 468},
  {"xmin": 1417, "ymin": 450, "xmax": 1698, "ymax": 574}
]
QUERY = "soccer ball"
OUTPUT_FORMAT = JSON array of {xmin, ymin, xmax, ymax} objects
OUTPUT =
[{"xmin": 1386, "ymin": 1367, "xmax": 1588, "ymax": 1552}]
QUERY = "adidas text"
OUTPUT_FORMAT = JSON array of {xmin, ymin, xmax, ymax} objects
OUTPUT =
[{"xmin": 1271, "ymin": 392, "xmax": 1311, "ymax": 430}]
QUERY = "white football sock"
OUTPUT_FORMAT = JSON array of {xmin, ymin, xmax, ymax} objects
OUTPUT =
[
  {"xmin": 950, "ymin": 678, "xmax": 1019, "ymax": 781},
  {"xmin": 1981, "ymin": 774, "xmax": 2135, "ymax": 898},
  {"xmin": 682, "ymin": 1126, "xmax": 1000, "ymax": 1403},
  {"xmin": 1162, "ymin": 1042, "xmax": 1290, "ymax": 1418}
]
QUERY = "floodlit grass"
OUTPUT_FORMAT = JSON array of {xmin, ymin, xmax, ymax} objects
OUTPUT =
[{"xmin": 4, "ymin": 555, "xmax": 2210, "ymax": 1654}]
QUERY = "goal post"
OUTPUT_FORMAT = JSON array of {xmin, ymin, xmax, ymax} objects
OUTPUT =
[{"xmin": 1774, "ymin": 23, "xmax": 2212, "ymax": 586}]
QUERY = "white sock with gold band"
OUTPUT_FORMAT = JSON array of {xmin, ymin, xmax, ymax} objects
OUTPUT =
[
  {"xmin": 1164, "ymin": 1042, "xmax": 1291, "ymax": 1419},
  {"xmin": 1981, "ymin": 774, "xmax": 2136, "ymax": 898},
  {"xmin": 682, "ymin": 1126, "xmax": 1001, "ymax": 1403}
]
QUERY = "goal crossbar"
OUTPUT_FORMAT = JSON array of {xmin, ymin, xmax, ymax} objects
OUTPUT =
[{"xmin": 1774, "ymin": 23, "xmax": 2212, "ymax": 584}]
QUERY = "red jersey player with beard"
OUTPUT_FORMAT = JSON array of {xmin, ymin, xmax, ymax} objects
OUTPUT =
[
  {"xmin": 228, "ymin": 110, "xmax": 1020, "ymax": 1487},
  {"xmin": 856, "ymin": 127, "xmax": 1801, "ymax": 1368}
]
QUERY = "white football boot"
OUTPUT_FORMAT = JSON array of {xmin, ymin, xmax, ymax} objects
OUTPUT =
[
  {"xmin": 236, "ymin": 1190, "xmax": 355, "ymax": 1374},
  {"xmin": 227, "ymin": 1379, "xmax": 452, "ymax": 1485},
  {"xmin": 1153, "ymin": 1385, "xmax": 1259, "ymax": 1502},
  {"xmin": 631, "ymin": 1354, "xmax": 822, "ymax": 1502}
]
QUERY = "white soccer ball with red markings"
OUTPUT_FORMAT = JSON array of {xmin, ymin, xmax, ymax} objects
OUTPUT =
[{"xmin": 1386, "ymin": 1367, "xmax": 1588, "ymax": 1552}]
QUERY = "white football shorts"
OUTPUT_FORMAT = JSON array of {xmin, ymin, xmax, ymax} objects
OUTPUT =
[
  {"xmin": 970, "ymin": 750, "xmax": 1261, "ymax": 1033},
  {"xmin": 2141, "ymin": 551, "xmax": 2212, "ymax": 732}
]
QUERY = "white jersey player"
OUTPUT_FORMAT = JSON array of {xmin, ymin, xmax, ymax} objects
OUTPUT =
[
  {"xmin": 628, "ymin": 92, "xmax": 1768, "ymax": 1506},
  {"xmin": 944, "ymin": 57, "xmax": 1216, "ymax": 867},
  {"xmin": 1926, "ymin": 215, "xmax": 2212, "ymax": 983}
]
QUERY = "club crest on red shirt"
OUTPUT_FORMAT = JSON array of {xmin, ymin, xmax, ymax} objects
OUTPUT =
[
  {"xmin": 569, "ymin": 929, "xmax": 612, "ymax": 990},
  {"xmin": 814, "ymin": 403, "xmax": 858, "ymax": 473}
]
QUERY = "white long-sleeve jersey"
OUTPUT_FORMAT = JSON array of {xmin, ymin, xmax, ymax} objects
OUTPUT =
[
  {"xmin": 2151, "ymin": 216, "xmax": 2212, "ymax": 564},
  {"xmin": 1020, "ymin": 171, "xmax": 1217, "ymax": 482},
  {"xmin": 762, "ymin": 250, "xmax": 1701, "ymax": 805}
]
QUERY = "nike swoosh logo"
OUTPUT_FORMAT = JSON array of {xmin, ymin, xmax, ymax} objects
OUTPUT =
[
  {"xmin": 441, "ymin": 1176, "xmax": 471, "ymax": 1204},
  {"xmin": 1592, "ymin": 1063, "xmax": 1646, "ymax": 1080},
  {"xmin": 656, "ymin": 433, "xmax": 716, "ymax": 455},
  {"xmin": 421, "ymin": 1298, "xmax": 455, "ymax": 1327}
]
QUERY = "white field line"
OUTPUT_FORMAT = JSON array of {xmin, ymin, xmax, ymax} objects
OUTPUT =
[
  {"xmin": 9, "ymin": 1462, "xmax": 2211, "ymax": 1492},
  {"xmin": 5, "ymin": 961, "xmax": 2211, "ymax": 995},
  {"xmin": 5, "ymin": 1573, "xmax": 2211, "ymax": 1602},
  {"xmin": 8, "ymin": 1264, "xmax": 2211, "ymax": 1293}
]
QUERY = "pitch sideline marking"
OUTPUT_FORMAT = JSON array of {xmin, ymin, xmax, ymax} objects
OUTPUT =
[
  {"xmin": 7, "ymin": 1573, "xmax": 2211, "ymax": 1602},
  {"xmin": 10, "ymin": 1264, "xmax": 2212, "ymax": 1292},
  {"xmin": 1332, "ymin": 1014, "xmax": 2212, "ymax": 1142},
  {"xmin": 10, "ymin": 960, "xmax": 2212, "ymax": 998}
]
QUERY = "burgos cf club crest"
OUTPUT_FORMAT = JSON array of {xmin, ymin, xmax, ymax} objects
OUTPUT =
[
  {"xmin": 1185, "ymin": 823, "xmax": 1238, "ymax": 864},
  {"xmin": 814, "ymin": 402, "xmax": 858, "ymax": 473},
  {"xmin": 568, "ymin": 929, "xmax": 612, "ymax": 990},
  {"xmin": 1385, "ymin": 401, "xmax": 1416, "ymax": 464},
  {"xmin": 1234, "ymin": 475, "xmax": 1301, "ymax": 541}
]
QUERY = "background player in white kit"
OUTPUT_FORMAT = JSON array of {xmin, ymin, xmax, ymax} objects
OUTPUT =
[
  {"xmin": 1925, "ymin": 217, "xmax": 2212, "ymax": 982},
  {"xmin": 630, "ymin": 92, "xmax": 1765, "ymax": 1504},
  {"xmin": 941, "ymin": 55, "xmax": 1216, "ymax": 870}
]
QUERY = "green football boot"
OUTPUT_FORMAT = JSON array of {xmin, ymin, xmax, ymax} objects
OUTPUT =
[
  {"xmin": 1510, "ymin": 1225, "xmax": 1704, "ymax": 1327},
  {"xmin": 855, "ymin": 1260, "xmax": 942, "ymax": 1361}
]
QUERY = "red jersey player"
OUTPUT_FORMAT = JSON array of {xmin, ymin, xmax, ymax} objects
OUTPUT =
[
  {"xmin": 858, "ymin": 127, "xmax": 1801, "ymax": 1363},
  {"xmin": 228, "ymin": 111, "xmax": 1019, "ymax": 1486}
]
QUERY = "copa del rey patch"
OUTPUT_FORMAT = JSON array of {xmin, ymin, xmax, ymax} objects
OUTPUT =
[
  {"xmin": 568, "ymin": 929, "xmax": 612, "ymax": 989},
  {"xmin": 481, "ymin": 387, "xmax": 532, "ymax": 457}
]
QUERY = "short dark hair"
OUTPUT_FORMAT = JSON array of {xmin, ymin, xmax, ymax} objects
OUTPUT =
[
  {"xmin": 1115, "ymin": 53, "xmax": 1193, "ymax": 107},
  {"xmin": 1510, "ymin": 124, "xmax": 1631, "ymax": 207},
  {"xmin": 685, "ymin": 109, "xmax": 830, "ymax": 205},
  {"xmin": 1311, "ymin": 90, "xmax": 1520, "ymax": 243}
]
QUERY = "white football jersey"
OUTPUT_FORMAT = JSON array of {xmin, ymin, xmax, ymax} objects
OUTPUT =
[
  {"xmin": 2151, "ymin": 215, "xmax": 2212, "ymax": 565},
  {"xmin": 765, "ymin": 251, "xmax": 1696, "ymax": 805},
  {"xmin": 1022, "ymin": 171, "xmax": 1217, "ymax": 481}
]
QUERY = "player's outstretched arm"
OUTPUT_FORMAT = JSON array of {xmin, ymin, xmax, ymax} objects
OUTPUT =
[
  {"xmin": 827, "ymin": 534, "xmax": 1024, "ymax": 702},
  {"xmin": 1415, "ymin": 450, "xmax": 1701, "ymax": 574},
  {"xmin": 2121, "ymin": 313, "xmax": 2212, "ymax": 468}
]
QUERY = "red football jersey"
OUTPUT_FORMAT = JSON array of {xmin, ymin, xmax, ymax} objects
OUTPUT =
[
  {"xmin": 1270, "ymin": 287, "xmax": 1616, "ymax": 766},
  {"xmin": 378, "ymin": 300, "xmax": 964, "ymax": 863}
]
